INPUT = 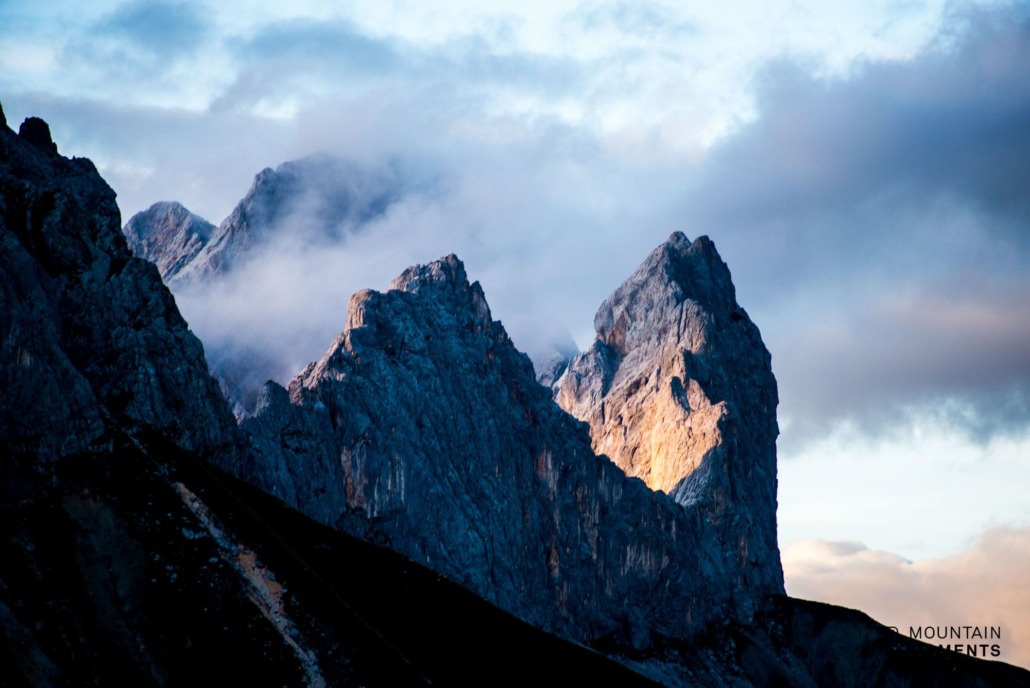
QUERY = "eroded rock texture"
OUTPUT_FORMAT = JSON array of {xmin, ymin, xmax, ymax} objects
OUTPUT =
[
  {"xmin": 553, "ymin": 232, "xmax": 782, "ymax": 613},
  {"xmin": 123, "ymin": 201, "xmax": 215, "ymax": 281},
  {"xmin": 241, "ymin": 252, "xmax": 784, "ymax": 659},
  {"xmin": 0, "ymin": 114, "xmax": 238, "ymax": 461}
]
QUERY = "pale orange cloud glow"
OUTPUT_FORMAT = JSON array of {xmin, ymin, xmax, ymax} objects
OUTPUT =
[{"xmin": 783, "ymin": 527, "xmax": 1030, "ymax": 670}]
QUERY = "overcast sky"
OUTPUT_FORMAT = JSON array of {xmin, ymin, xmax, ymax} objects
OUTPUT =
[{"xmin": 2, "ymin": 0, "xmax": 1028, "ymax": 662}]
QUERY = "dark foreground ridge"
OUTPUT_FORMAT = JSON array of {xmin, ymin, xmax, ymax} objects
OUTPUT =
[
  {"xmin": 3, "ymin": 104, "xmax": 1029, "ymax": 686},
  {"xmin": 0, "ymin": 106, "xmax": 659, "ymax": 687},
  {"xmin": 0, "ymin": 434, "xmax": 660, "ymax": 687}
]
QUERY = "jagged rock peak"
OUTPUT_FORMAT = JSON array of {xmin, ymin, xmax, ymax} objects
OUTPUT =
[
  {"xmin": 531, "ymin": 329, "xmax": 580, "ymax": 388},
  {"xmin": 387, "ymin": 253, "xmax": 493, "ymax": 324},
  {"xmin": 594, "ymin": 232, "xmax": 741, "ymax": 356},
  {"xmin": 553, "ymin": 231, "xmax": 782, "ymax": 609},
  {"xmin": 123, "ymin": 201, "xmax": 216, "ymax": 280},
  {"xmin": 173, "ymin": 153, "xmax": 405, "ymax": 285},
  {"xmin": 0, "ymin": 99, "xmax": 6, "ymax": 129},
  {"xmin": 242, "ymin": 250, "xmax": 760, "ymax": 662},
  {"xmin": 18, "ymin": 117, "xmax": 58, "ymax": 154}
]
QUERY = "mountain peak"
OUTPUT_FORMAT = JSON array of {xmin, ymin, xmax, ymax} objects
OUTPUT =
[
  {"xmin": 389, "ymin": 253, "xmax": 466, "ymax": 292},
  {"xmin": 18, "ymin": 117, "xmax": 58, "ymax": 154},
  {"xmin": 554, "ymin": 233, "xmax": 782, "ymax": 611},
  {"xmin": 387, "ymin": 253, "xmax": 493, "ymax": 324},
  {"xmin": 170, "ymin": 154, "xmax": 406, "ymax": 285},
  {"xmin": 594, "ymin": 232, "xmax": 738, "ymax": 356},
  {"xmin": 245, "ymin": 251, "xmax": 770, "ymax": 655},
  {"xmin": 123, "ymin": 201, "xmax": 216, "ymax": 280}
]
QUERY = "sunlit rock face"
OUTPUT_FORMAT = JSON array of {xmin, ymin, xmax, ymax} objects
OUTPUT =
[
  {"xmin": 553, "ymin": 232, "xmax": 783, "ymax": 615},
  {"xmin": 240, "ymin": 249, "xmax": 784, "ymax": 656}
]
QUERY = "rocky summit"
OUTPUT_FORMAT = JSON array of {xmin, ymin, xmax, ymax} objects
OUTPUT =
[
  {"xmin": 238, "ymin": 250, "xmax": 784, "ymax": 665},
  {"xmin": 164, "ymin": 154, "xmax": 406, "ymax": 285},
  {"xmin": 6, "ymin": 107, "xmax": 1030, "ymax": 687},
  {"xmin": 123, "ymin": 201, "xmax": 215, "ymax": 281},
  {"xmin": 552, "ymin": 232, "xmax": 782, "ymax": 613}
]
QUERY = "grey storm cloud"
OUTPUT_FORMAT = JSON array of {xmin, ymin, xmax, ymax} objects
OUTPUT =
[{"xmin": 677, "ymin": 6, "xmax": 1030, "ymax": 447}]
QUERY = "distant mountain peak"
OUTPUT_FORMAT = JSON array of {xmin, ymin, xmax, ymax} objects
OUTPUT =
[
  {"xmin": 173, "ymin": 154, "xmax": 407, "ymax": 284},
  {"xmin": 121, "ymin": 153, "xmax": 422, "ymax": 416},
  {"xmin": 123, "ymin": 201, "xmax": 215, "ymax": 280}
]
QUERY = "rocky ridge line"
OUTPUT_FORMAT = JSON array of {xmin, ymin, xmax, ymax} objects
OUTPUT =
[{"xmin": 237, "ymin": 250, "xmax": 784, "ymax": 671}]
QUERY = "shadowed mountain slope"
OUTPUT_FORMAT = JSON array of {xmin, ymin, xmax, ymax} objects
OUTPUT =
[{"xmin": 4, "ymin": 104, "xmax": 1028, "ymax": 686}]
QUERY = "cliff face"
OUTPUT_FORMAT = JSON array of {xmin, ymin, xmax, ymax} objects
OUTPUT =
[
  {"xmin": 0, "ymin": 115, "xmax": 238, "ymax": 461},
  {"xmin": 240, "ymin": 252, "xmax": 784, "ymax": 655},
  {"xmin": 552, "ymin": 232, "xmax": 783, "ymax": 608},
  {"xmin": 0, "ymin": 110, "xmax": 660, "ymax": 688},
  {"xmin": 5, "ymin": 107, "xmax": 1030, "ymax": 687}
]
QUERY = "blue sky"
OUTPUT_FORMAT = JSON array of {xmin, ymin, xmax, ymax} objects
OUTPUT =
[{"xmin": 2, "ymin": 0, "xmax": 1028, "ymax": 661}]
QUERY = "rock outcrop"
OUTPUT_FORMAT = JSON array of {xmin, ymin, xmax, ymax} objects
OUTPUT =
[
  {"xmin": 553, "ymin": 232, "xmax": 782, "ymax": 610},
  {"xmin": 123, "ymin": 201, "xmax": 215, "ymax": 281},
  {"xmin": 240, "ymin": 252, "xmax": 784, "ymax": 662},
  {"xmin": 0, "ymin": 112, "xmax": 238, "ymax": 461}
]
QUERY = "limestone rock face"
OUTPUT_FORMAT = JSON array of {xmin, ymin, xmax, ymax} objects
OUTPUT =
[
  {"xmin": 242, "ymin": 252, "xmax": 782, "ymax": 654},
  {"xmin": 123, "ymin": 201, "xmax": 215, "ymax": 281},
  {"xmin": 173, "ymin": 154, "xmax": 403, "ymax": 284},
  {"xmin": 0, "ymin": 114, "xmax": 239, "ymax": 461},
  {"xmin": 239, "ymin": 380, "xmax": 349, "ymax": 525},
  {"xmin": 553, "ymin": 232, "xmax": 783, "ymax": 611}
]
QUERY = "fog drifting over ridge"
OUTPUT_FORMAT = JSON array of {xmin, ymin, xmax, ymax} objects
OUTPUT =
[{"xmin": 153, "ymin": 5, "xmax": 1030, "ymax": 456}]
